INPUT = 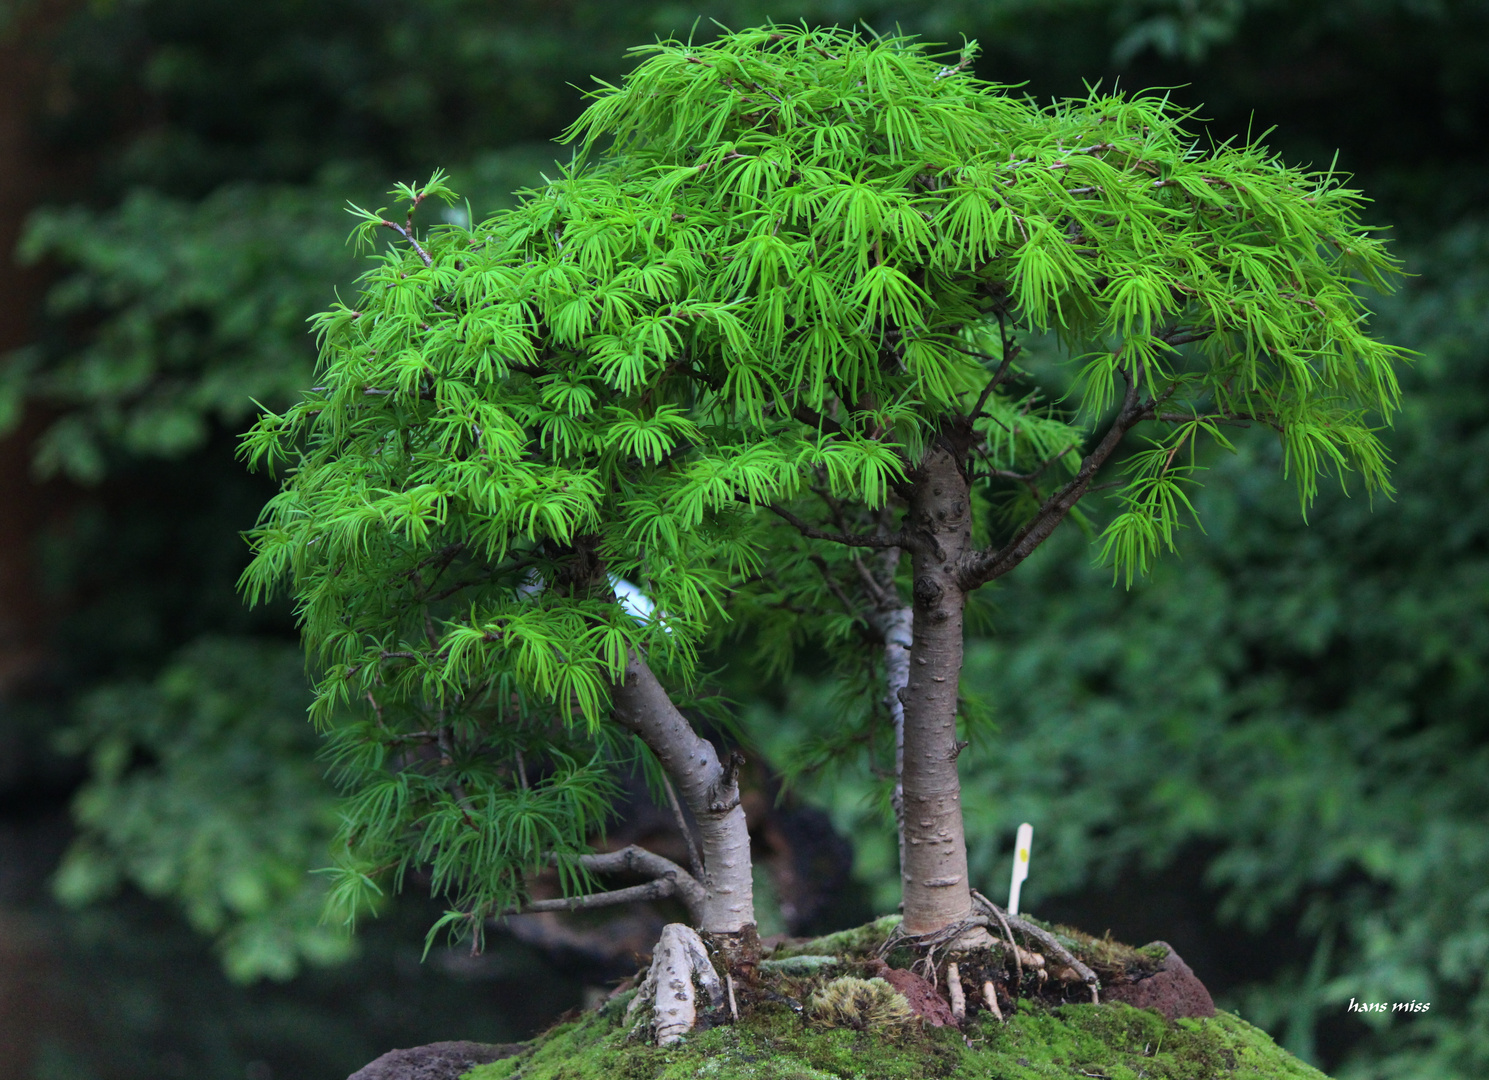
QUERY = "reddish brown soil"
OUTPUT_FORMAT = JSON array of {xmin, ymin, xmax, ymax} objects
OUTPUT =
[
  {"xmin": 1100, "ymin": 942, "xmax": 1216, "ymax": 1020},
  {"xmin": 865, "ymin": 957, "xmax": 957, "ymax": 1027}
]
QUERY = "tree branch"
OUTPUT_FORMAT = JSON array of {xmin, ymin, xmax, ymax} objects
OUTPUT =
[
  {"xmin": 984, "ymin": 443, "xmax": 1077, "ymax": 485},
  {"xmin": 791, "ymin": 404, "xmax": 844, "ymax": 439},
  {"xmin": 959, "ymin": 364, "xmax": 1150, "ymax": 590},
  {"xmin": 500, "ymin": 844, "xmax": 708, "ymax": 923},
  {"xmin": 659, "ymin": 773, "xmax": 706, "ymax": 882},
  {"xmin": 1157, "ymin": 324, "xmax": 1214, "ymax": 348},
  {"xmin": 769, "ymin": 504, "xmax": 905, "ymax": 549},
  {"xmin": 966, "ymin": 314, "xmax": 1022, "ymax": 419},
  {"xmin": 1156, "ymin": 410, "xmax": 1276, "ymax": 431},
  {"xmin": 851, "ymin": 553, "xmax": 893, "ymax": 609},
  {"xmin": 507, "ymin": 879, "xmax": 677, "ymax": 915},
  {"xmin": 808, "ymin": 554, "xmax": 861, "ymax": 615}
]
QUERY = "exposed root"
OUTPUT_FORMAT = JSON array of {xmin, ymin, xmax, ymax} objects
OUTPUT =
[
  {"xmin": 986, "ymin": 900, "xmax": 1022, "ymax": 986},
  {"xmin": 945, "ymin": 962, "xmax": 966, "ymax": 1021},
  {"xmin": 971, "ymin": 890, "xmax": 1100, "ymax": 1001},
  {"xmin": 868, "ymin": 894, "xmax": 1101, "ymax": 1020},
  {"xmin": 982, "ymin": 980, "xmax": 1003, "ymax": 1021},
  {"xmin": 877, "ymin": 915, "xmax": 993, "ymax": 981},
  {"xmin": 626, "ymin": 924, "xmax": 725, "ymax": 1045}
]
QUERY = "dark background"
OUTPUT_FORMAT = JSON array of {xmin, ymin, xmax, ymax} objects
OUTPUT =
[{"xmin": 0, "ymin": 2, "xmax": 1486, "ymax": 1078}]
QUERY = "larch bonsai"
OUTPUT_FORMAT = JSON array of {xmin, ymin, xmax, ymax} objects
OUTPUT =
[{"xmin": 241, "ymin": 23, "xmax": 1403, "ymax": 1041}]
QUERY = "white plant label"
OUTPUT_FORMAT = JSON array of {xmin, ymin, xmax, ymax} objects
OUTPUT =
[{"xmin": 1007, "ymin": 822, "xmax": 1033, "ymax": 915}]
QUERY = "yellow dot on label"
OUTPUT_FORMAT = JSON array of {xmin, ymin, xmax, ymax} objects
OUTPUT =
[{"xmin": 1019, "ymin": 848, "xmax": 1029, "ymax": 862}]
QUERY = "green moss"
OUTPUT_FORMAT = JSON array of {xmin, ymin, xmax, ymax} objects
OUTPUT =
[
  {"xmin": 465, "ymin": 998, "xmax": 1329, "ymax": 1080},
  {"xmin": 761, "ymin": 955, "xmax": 843, "ymax": 976},
  {"xmin": 1020, "ymin": 918, "xmax": 1168, "ymax": 983},
  {"xmin": 771, "ymin": 915, "xmax": 903, "ymax": 960}
]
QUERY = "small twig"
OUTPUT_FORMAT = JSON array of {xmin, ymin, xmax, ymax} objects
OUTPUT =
[
  {"xmin": 660, "ymin": 771, "xmax": 705, "ymax": 881},
  {"xmin": 425, "ymin": 577, "xmax": 491, "ymax": 603},
  {"xmin": 985, "ymin": 442, "xmax": 1078, "ymax": 485},
  {"xmin": 934, "ymin": 53, "xmax": 974, "ymax": 80},
  {"xmin": 964, "ymin": 317, "xmax": 1022, "ymax": 419},
  {"xmin": 1156, "ymin": 410, "xmax": 1275, "ymax": 431},
  {"xmin": 378, "ymin": 219, "xmax": 434, "ymax": 268},
  {"xmin": 851, "ymin": 554, "xmax": 893, "ymax": 608},
  {"xmin": 808, "ymin": 554, "xmax": 861, "ymax": 615},
  {"xmin": 791, "ymin": 404, "xmax": 845, "ymax": 439}
]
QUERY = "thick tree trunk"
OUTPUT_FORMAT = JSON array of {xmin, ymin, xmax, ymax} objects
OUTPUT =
[
  {"xmin": 609, "ymin": 649, "xmax": 755, "ymax": 937},
  {"xmin": 898, "ymin": 443, "xmax": 976, "ymax": 935}
]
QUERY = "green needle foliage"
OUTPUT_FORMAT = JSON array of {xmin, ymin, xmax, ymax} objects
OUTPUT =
[{"xmin": 241, "ymin": 24, "xmax": 1405, "ymax": 946}]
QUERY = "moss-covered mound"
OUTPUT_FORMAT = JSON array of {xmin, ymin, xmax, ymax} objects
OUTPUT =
[
  {"xmin": 465, "ymin": 995, "xmax": 1326, "ymax": 1080},
  {"xmin": 465, "ymin": 916, "xmax": 1327, "ymax": 1080}
]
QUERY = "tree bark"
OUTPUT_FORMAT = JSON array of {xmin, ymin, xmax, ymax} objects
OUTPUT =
[
  {"xmin": 625, "ymin": 923, "xmax": 725, "ymax": 1045},
  {"xmin": 870, "ymin": 600, "xmax": 913, "ymax": 883},
  {"xmin": 609, "ymin": 648, "xmax": 755, "ymax": 936},
  {"xmin": 898, "ymin": 442, "xmax": 976, "ymax": 935}
]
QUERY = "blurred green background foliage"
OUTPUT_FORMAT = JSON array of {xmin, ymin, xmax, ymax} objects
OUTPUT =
[{"xmin": 0, "ymin": 1, "xmax": 1485, "ymax": 1078}]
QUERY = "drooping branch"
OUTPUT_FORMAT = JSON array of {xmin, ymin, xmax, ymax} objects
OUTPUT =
[{"xmin": 769, "ymin": 504, "xmax": 906, "ymax": 550}]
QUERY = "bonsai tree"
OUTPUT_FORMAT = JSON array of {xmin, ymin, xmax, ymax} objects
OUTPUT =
[
  {"xmin": 552, "ymin": 25, "xmax": 1403, "ymax": 944},
  {"xmin": 242, "ymin": 23, "xmax": 1403, "ymax": 1035}
]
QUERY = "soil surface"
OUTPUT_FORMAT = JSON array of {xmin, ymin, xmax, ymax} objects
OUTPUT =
[{"xmin": 865, "ymin": 958, "xmax": 957, "ymax": 1027}]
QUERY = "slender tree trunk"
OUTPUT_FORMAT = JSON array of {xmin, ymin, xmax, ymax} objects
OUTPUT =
[
  {"xmin": 609, "ymin": 648, "xmax": 756, "ymax": 938},
  {"xmin": 898, "ymin": 443, "xmax": 976, "ymax": 935},
  {"xmin": 871, "ymin": 600, "xmax": 913, "ymax": 884}
]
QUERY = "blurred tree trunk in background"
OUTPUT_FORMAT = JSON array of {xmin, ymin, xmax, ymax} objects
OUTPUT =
[
  {"xmin": 0, "ymin": 0, "xmax": 79, "ymax": 703},
  {"xmin": 0, "ymin": 5, "xmax": 80, "ymax": 1072}
]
